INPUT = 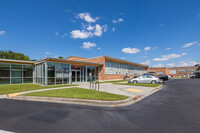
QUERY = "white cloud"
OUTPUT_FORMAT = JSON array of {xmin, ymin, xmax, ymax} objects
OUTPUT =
[
  {"xmin": 166, "ymin": 48, "xmax": 171, "ymax": 50},
  {"xmin": 153, "ymin": 53, "xmax": 187, "ymax": 61},
  {"xmin": 167, "ymin": 60, "xmax": 199, "ymax": 67},
  {"xmin": 102, "ymin": 24, "xmax": 108, "ymax": 32},
  {"xmin": 55, "ymin": 32, "xmax": 59, "ymax": 36},
  {"xmin": 154, "ymin": 64, "xmax": 164, "ymax": 67},
  {"xmin": 80, "ymin": 42, "xmax": 96, "ymax": 50},
  {"xmin": 45, "ymin": 52, "xmax": 51, "ymax": 55},
  {"xmin": 0, "ymin": 30, "xmax": 6, "ymax": 35},
  {"xmin": 112, "ymin": 18, "xmax": 124, "ymax": 23},
  {"xmin": 178, "ymin": 60, "xmax": 198, "ymax": 67},
  {"xmin": 62, "ymin": 33, "xmax": 67, "ymax": 38},
  {"xmin": 121, "ymin": 57, "xmax": 125, "ymax": 59},
  {"xmin": 167, "ymin": 63, "xmax": 175, "ymax": 67},
  {"xmin": 97, "ymin": 47, "xmax": 101, "ymax": 50},
  {"xmin": 182, "ymin": 41, "xmax": 198, "ymax": 48},
  {"xmin": 144, "ymin": 46, "xmax": 151, "ymax": 51},
  {"xmin": 70, "ymin": 24, "xmax": 107, "ymax": 39},
  {"xmin": 112, "ymin": 27, "xmax": 115, "ymax": 32},
  {"xmin": 86, "ymin": 25, "xmax": 95, "ymax": 31},
  {"xmin": 77, "ymin": 13, "xmax": 99, "ymax": 23},
  {"xmin": 122, "ymin": 47, "xmax": 140, "ymax": 54},
  {"xmin": 70, "ymin": 30, "xmax": 92, "ymax": 39},
  {"xmin": 94, "ymin": 24, "xmax": 103, "ymax": 36},
  {"xmin": 141, "ymin": 60, "xmax": 151, "ymax": 65}
]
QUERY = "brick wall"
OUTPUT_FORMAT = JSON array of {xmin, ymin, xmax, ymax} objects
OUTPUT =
[
  {"xmin": 147, "ymin": 67, "xmax": 169, "ymax": 76},
  {"xmin": 168, "ymin": 66, "xmax": 198, "ymax": 76},
  {"xmin": 148, "ymin": 66, "xmax": 198, "ymax": 77},
  {"xmin": 83, "ymin": 56, "xmax": 106, "ymax": 80}
]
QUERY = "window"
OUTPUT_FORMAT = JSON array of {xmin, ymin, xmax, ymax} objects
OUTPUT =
[
  {"xmin": 11, "ymin": 64, "xmax": 22, "ymax": 84},
  {"xmin": 179, "ymin": 69, "xmax": 186, "ymax": 72},
  {"xmin": 0, "ymin": 63, "xmax": 10, "ymax": 84},
  {"xmin": 157, "ymin": 72, "xmax": 163, "ymax": 75},
  {"xmin": 0, "ymin": 63, "xmax": 10, "ymax": 77},
  {"xmin": 169, "ymin": 70, "xmax": 176, "ymax": 74},
  {"xmin": 23, "ymin": 65, "xmax": 33, "ymax": 83},
  {"xmin": 104, "ymin": 61, "xmax": 146, "ymax": 75}
]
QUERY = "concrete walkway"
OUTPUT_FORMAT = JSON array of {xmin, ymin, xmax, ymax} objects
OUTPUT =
[{"xmin": 78, "ymin": 82, "xmax": 158, "ymax": 97}]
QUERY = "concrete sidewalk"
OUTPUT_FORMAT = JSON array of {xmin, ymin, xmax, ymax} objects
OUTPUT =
[{"xmin": 78, "ymin": 82, "xmax": 158, "ymax": 98}]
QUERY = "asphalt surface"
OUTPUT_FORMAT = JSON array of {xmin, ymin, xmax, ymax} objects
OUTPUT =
[{"xmin": 0, "ymin": 79, "xmax": 200, "ymax": 133}]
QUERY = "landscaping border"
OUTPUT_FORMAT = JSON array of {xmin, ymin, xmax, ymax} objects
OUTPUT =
[{"xmin": 9, "ymin": 85, "xmax": 163, "ymax": 107}]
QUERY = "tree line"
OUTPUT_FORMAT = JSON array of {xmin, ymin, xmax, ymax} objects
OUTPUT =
[
  {"xmin": 0, "ymin": 50, "xmax": 31, "ymax": 61},
  {"xmin": 0, "ymin": 50, "xmax": 64, "ymax": 61}
]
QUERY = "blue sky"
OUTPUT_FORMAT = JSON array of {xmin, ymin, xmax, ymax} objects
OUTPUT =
[{"xmin": 0, "ymin": 0, "xmax": 200, "ymax": 67}]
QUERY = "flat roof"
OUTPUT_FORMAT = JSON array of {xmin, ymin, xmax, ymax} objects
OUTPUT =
[
  {"xmin": 0, "ymin": 58, "xmax": 35, "ymax": 65},
  {"xmin": 35, "ymin": 57, "xmax": 104, "ymax": 67},
  {"xmin": 0, "ymin": 55, "xmax": 147, "ymax": 68}
]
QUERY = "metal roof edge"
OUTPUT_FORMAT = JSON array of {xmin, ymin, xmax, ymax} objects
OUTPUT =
[{"xmin": 0, "ymin": 58, "xmax": 36, "ymax": 64}]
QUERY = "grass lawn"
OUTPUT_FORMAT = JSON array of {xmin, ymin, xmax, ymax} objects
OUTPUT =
[
  {"xmin": 114, "ymin": 83, "xmax": 160, "ymax": 87},
  {"xmin": 23, "ymin": 87, "xmax": 129, "ymax": 101},
  {"xmin": 99, "ymin": 80, "xmax": 128, "ymax": 84},
  {"xmin": 0, "ymin": 84, "xmax": 78, "ymax": 95}
]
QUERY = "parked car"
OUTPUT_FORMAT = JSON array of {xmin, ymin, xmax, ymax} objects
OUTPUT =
[
  {"xmin": 168, "ymin": 75, "xmax": 172, "ymax": 79},
  {"xmin": 143, "ymin": 73, "xmax": 154, "ymax": 76},
  {"xmin": 190, "ymin": 74, "xmax": 200, "ymax": 79},
  {"xmin": 128, "ymin": 75, "xmax": 160, "ymax": 84},
  {"xmin": 156, "ymin": 74, "xmax": 168, "ymax": 82}
]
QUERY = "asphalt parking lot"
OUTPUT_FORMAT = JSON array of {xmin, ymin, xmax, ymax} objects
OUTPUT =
[{"xmin": 0, "ymin": 79, "xmax": 200, "ymax": 133}]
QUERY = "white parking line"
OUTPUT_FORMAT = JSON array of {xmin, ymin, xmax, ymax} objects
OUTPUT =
[{"xmin": 0, "ymin": 130, "xmax": 15, "ymax": 133}]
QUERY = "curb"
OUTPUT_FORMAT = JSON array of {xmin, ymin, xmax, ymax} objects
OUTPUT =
[
  {"xmin": 10, "ymin": 85, "xmax": 163, "ymax": 107},
  {"xmin": 11, "ymin": 95, "xmax": 135, "ymax": 107}
]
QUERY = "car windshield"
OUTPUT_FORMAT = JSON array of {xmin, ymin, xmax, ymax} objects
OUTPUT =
[{"xmin": 146, "ymin": 75, "xmax": 152, "ymax": 78}]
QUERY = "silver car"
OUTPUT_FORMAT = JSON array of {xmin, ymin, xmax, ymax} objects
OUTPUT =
[{"xmin": 128, "ymin": 75, "xmax": 160, "ymax": 84}]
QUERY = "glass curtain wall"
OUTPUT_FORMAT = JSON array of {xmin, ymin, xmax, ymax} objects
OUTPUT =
[
  {"xmin": 0, "ymin": 63, "xmax": 10, "ymax": 84},
  {"xmin": 0, "ymin": 63, "xmax": 33, "ymax": 85},
  {"xmin": 71, "ymin": 65, "xmax": 86, "ymax": 83},
  {"xmin": 47, "ymin": 62, "xmax": 70, "ymax": 85},
  {"xmin": 87, "ymin": 66, "xmax": 98, "ymax": 82},
  {"xmin": 34, "ymin": 63, "xmax": 45, "ymax": 85}
]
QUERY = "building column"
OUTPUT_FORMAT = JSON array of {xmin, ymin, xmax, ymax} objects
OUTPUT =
[
  {"xmin": 10, "ymin": 64, "xmax": 11, "ymax": 84},
  {"xmin": 69, "ymin": 64, "xmax": 72, "ymax": 84},
  {"xmin": 45, "ymin": 61, "xmax": 48, "ymax": 86},
  {"xmin": 98, "ymin": 67, "xmax": 100, "ymax": 81},
  {"xmin": 86, "ymin": 65, "xmax": 88, "ymax": 82}
]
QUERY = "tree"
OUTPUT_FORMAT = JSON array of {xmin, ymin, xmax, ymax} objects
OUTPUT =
[
  {"xmin": 58, "ymin": 56, "xmax": 64, "ymax": 59},
  {"xmin": 0, "ymin": 50, "xmax": 31, "ymax": 61}
]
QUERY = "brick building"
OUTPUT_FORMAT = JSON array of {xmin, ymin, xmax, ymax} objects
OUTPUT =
[
  {"xmin": 148, "ymin": 66, "xmax": 198, "ymax": 77},
  {"xmin": 0, "ymin": 56, "xmax": 148, "ymax": 85},
  {"xmin": 67, "ymin": 56, "xmax": 148, "ymax": 81}
]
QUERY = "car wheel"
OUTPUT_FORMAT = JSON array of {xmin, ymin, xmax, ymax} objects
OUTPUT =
[
  {"xmin": 160, "ymin": 79, "xmax": 164, "ymax": 83},
  {"xmin": 132, "ymin": 80, "xmax": 138, "ymax": 84},
  {"xmin": 151, "ymin": 80, "xmax": 156, "ymax": 84}
]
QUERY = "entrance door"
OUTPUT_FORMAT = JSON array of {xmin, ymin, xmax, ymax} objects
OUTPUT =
[
  {"xmin": 72, "ymin": 70, "xmax": 81, "ymax": 82},
  {"xmin": 72, "ymin": 71, "xmax": 76, "ymax": 82},
  {"xmin": 77, "ymin": 71, "xmax": 81, "ymax": 82}
]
